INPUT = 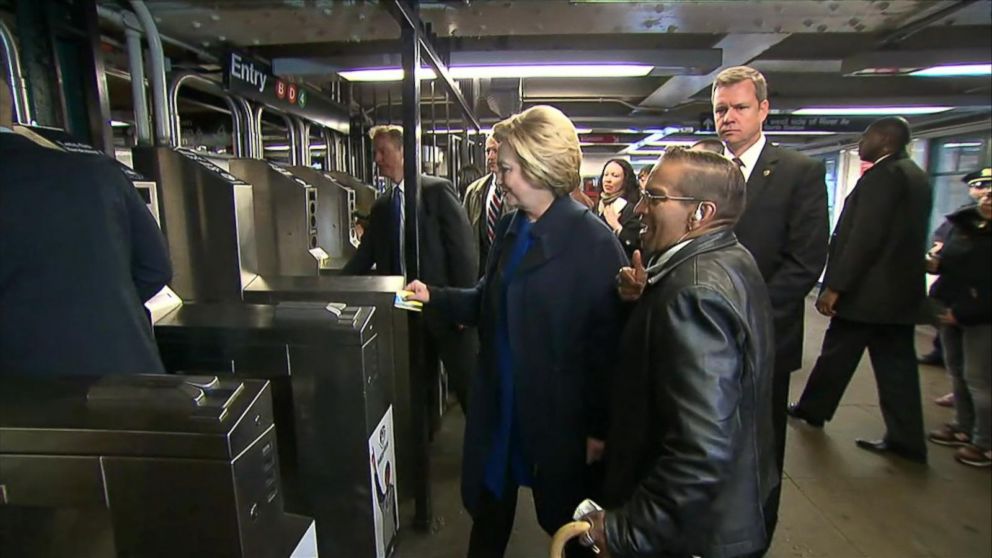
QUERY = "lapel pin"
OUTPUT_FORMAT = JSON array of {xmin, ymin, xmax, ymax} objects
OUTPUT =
[{"xmin": 763, "ymin": 169, "xmax": 772, "ymax": 177}]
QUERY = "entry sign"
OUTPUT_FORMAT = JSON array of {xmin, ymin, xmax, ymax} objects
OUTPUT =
[
  {"xmin": 699, "ymin": 114, "xmax": 872, "ymax": 133},
  {"xmin": 224, "ymin": 50, "xmax": 349, "ymax": 134}
]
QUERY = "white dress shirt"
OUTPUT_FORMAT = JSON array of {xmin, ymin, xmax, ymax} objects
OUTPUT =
[{"xmin": 726, "ymin": 133, "xmax": 767, "ymax": 182}]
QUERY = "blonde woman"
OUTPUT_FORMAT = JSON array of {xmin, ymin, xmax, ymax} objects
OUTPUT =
[{"xmin": 405, "ymin": 105, "xmax": 628, "ymax": 557}]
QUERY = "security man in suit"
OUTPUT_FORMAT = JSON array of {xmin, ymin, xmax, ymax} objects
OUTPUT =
[
  {"xmin": 789, "ymin": 117, "xmax": 932, "ymax": 464},
  {"xmin": 0, "ymin": 74, "xmax": 172, "ymax": 378},
  {"xmin": 713, "ymin": 65, "xmax": 830, "ymax": 542},
  {"xmin": 463, "ymin": 134, "xmax": 506, "ymax": 276},
  {"xmin": 343, "ymin": 125, "xmax": 478, "ymax": 412}
]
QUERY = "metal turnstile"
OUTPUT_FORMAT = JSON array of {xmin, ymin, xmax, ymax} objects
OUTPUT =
[
  {"xmin": 227, "ymin": 160, "xmax": 325, "ymax": 276},
  {"xmin": 240, "ymin": 275, "xmax": 421, "ymax": 505},
  {"xmin": 288, "ymin": 167, "xmax": 359, "ymax": 270},
  {"xmin": 132, "ymin": 146, "xmax": 258, "ymax": 303},
  {"xmin": 327, "ymin": 170, "xmax": 378, "ymax": 218},
  {"xmin": 0, "ymin": 374, "xmax": 310, "ymax": 558},
  {"xmin": 155, "ymin": 302, "xmax": 397, "ymax": 558}
]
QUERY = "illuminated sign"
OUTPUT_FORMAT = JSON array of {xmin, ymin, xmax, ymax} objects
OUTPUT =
[{"xmin": 223, "ymin": 50, "xmax": 350, "ymax": 134}]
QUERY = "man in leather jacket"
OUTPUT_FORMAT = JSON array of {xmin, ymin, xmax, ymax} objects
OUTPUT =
[{"xmin": 582, "ymin": 148, "xmax": 778, "ymax": 558}]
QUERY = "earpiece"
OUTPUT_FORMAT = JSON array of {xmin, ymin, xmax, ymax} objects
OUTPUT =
[{"xmin": 693, "ymin": 204, "xmax": 704, "ymax": 222}]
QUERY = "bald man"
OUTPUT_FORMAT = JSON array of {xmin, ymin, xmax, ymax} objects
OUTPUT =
[{"xmin": 789, "ymin": 117, "xmax": 932, "ymax": 463}]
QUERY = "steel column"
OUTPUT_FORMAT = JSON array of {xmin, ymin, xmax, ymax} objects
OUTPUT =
[{"xmin": 400, "ymin": 8, "xmax": 432, "ymax": 531}]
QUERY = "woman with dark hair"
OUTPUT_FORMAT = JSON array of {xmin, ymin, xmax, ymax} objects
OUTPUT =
[{"xmin": 597, "ymin": 158, "xmax": 641, "ymax": 257}]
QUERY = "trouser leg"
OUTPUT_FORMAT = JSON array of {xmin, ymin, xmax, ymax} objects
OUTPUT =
[
  {"xmin": 939, "ymin": 324, "xmax": 973, "ymax": 432},
  {"xmin": 796, "ymin": 318, "xmax": 871, "ymax": 421},
  {"xmin": 467, "ymin": 484, "xmax": 518, "ymax": 558},
  {"xmin": 762, "ymin": 367, "xmax": 790, "ymax": 546},
  {"xmin": 866, "ymin": 324, "xmax": 926, "ymax": 456},
  {"xmin": 962, "ymin": 324, "xmax": 992, "ymax": 451}
]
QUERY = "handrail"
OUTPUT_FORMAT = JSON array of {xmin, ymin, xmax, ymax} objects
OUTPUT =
[
  {"xmin": 167, "ymin": 72, "xmax": 245, "ymax": 156},
  {"xmin": 130, "ymin": 1, "xmax": 171, "ymax": 145},
  {"xmin": 0, "ymin": 20, "xmax": 32, "ymax": 125},
  {"xmin": 255, "ymin": 105, "xmax": 300, "ymax": 166}
]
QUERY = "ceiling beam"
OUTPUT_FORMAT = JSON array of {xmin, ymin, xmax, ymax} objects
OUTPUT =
[{"xmin": 637, "ymin": 33, "xmax": 791, "ymax": 109}]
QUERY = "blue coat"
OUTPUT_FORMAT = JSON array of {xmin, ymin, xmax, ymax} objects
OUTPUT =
[{"xmin": 430, "ymin": 195, "xmax": 628, "ymax": 533}]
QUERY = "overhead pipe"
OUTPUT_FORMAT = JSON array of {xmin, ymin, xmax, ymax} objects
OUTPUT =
[
  {"xmin": 129, "ymin": 1, "xmax": 171, "ymax": 145},
  {"xmin": 167, "ymin": 72, "xmax": 244, "ymax": 156},
  {"xmin": 0, "ymin": 20, "xmax": 33, "ymax": 125},
  {"xmin": 122, "ymin": 13, "xmax": 151, "ymax": 144},
  {"xmin": 97, "ymin": 6, "xmax": 218, "ymax": 64}
]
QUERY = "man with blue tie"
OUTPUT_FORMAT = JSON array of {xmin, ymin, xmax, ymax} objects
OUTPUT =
[{"xmin": 343, "ymin": 125, "xmax": 478, "ymax": 413}]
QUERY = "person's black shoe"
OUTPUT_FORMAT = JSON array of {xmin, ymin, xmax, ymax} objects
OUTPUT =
[
  {"xmin": 855, "ymin": 438, "xmax": 927, "ymax": 464},
  {"xmin": 918, "ymin": 351, "xmax": 943, "ymax": 366},
  {"xmin": 786, "ymin": 403, "xmax": 824, "ymax": 428}
]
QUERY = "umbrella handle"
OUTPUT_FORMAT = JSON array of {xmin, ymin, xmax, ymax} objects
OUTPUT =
[{"xmin": 550, "ymin": 520, "xmax": 593, "ymax": 558}]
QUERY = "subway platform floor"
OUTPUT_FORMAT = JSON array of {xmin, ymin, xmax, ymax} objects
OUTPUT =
[{"xmin": 395, "ymin": 307, "xmax": 992, "ymax": 558}]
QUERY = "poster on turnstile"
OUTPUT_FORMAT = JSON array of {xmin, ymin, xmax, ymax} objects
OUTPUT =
[{"xmin": 369, "ymin": 405, "xmax": 398, "ymax": 558}]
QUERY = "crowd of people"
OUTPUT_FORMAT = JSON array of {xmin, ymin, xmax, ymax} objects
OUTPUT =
[
  {"xmin": 380, "ymin": 65, "xmax": 989, "ymax": 557},
  {"xmin": 2, "ymin": 54, "xmax": 988, "ymax": 557}
]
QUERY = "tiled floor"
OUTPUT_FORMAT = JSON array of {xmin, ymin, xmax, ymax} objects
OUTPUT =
[{"xmin": 396, "ymin": 307, "xmax": 992, "ymax": 558}]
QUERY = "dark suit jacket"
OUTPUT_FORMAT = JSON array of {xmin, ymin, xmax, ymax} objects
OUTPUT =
[
  {"xmin": 734, "ymin": 142, "xmax": 829, "ymax": 373},
  {"xmin": 598, "ymin": 199, "xmax": 641, "ymax": 259},
  {"xmin": 342, "ymin": 175, "xmax": 477, "ymax": 289},
  {"xmin": 824, "ymin": 152, "xmax": 932, "ymax": 324},
  {"xmin": 429, "ymin": 196, "xmax": 628, "ymax": 533},
  {"xmin": 0, "ymin": 133, "xmax": 172, "ymax": 377}
]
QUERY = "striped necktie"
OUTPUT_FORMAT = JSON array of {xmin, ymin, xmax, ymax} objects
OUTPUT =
[{"xmin": 486, "ymin": 184, "xmax": 503, "ymax": 244}]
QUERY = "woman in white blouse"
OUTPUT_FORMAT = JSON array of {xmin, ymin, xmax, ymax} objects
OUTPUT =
[{"xmin": 597, "ymin": 158, "xmax": 642, "ymax": 258}]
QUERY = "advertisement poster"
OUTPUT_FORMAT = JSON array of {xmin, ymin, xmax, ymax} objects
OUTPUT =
[{"xmin": 369, "ymin": 406, "xmax": 398, "ymax": 558}]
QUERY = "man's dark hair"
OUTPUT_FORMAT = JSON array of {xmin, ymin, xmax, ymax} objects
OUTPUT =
[
  {"xmin": 870, "ymin": 117, "xmax": 912, "ymax": 151},
  {"xmin": 691, "ymin": 138, "xmax": 726, "ymax": 155},
  {"xmin": 660, "ymin": 147, "xmax": 746, "ymax": 225},
  {"xmin": 600, "ymin": 158, "xmax": 640, "ymax": 203}
]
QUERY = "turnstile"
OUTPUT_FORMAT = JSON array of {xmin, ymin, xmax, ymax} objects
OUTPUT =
[
  {"xmin": 155, "ymin": 302, "xmax": 396, "ymax": 558},
  {"xmin": 327, "ymin": 170, "xmax": 378, "ymax": 218},
  {"xmin": 288, "ymin": 167, "xmax": 359, "ymax": 270},
  {"xmin": 132, "ymin": 146, "xmax": 258, "ymax": 303},
  {"xmin": 0, "ymin": 374, "xmax": 309, "ymax": 558},
  {"xmin": 227, "ymin": 160, "xmax": 324, "ymax": 277},
  {"xmin": 240, "ymin": 274, "xmax": 423, "ymax": 505}
]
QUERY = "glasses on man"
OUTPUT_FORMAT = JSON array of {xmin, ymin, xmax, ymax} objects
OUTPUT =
[
  {"xmin": 968, "ymin": 182, "xmax": 991, "ymax": 190},
  {"xmin": 638, "ymin": 189, "xmax": 703, "ymax": 204}
]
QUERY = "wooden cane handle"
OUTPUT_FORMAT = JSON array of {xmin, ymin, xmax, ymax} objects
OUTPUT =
[{"xmin": 550, "ymin": 520, "xmax": 592, "ymax": 558}]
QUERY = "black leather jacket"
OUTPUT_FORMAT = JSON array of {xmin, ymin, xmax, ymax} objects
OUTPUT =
[{"xmin": 602, "ymin": 229, "xmax": 779, "ymax": 558}]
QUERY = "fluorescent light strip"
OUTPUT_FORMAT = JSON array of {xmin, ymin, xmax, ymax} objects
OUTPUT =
[
  {"xmin": 942, "ymin": 142, "xmax": 983, "ymax": 148},
  {"xmin": 764, "ymin": 130, "xmax": 837, "ymax": 136},
  {"xmin": 643, "ymin": 140, "xmax": 705, "ymax": 148},
  {"xmin": 792, "ymin": 107, "xmax": 953, "ymax": 116},
  {"xmin": 339, "ymin": 64, "xmax": 652, "ymax": 82},
  {"xmin": 911, "ymin": 64, "xmax": 991, "ymax": 77}
]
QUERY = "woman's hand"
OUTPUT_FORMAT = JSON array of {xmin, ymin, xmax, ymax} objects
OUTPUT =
[
  {"xmin": 403, "ymin": 280, "xmax": 431, "ymax": 304},
  {"xmin": 603, "ymin": 204, "xmax": 622, "ymax": 232}
]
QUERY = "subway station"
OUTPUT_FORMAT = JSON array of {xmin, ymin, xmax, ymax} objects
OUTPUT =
[{"xmin": 0, "ymin": 1, "xmax": 990, "ymax": 557}]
